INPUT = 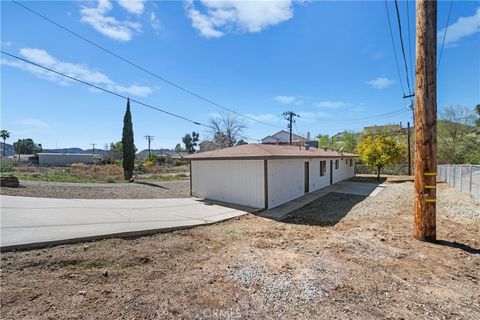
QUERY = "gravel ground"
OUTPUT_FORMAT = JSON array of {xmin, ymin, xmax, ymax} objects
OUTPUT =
[
  {"xmin": 1, "ymin": 177, "xmax": 479, "ymax": 319},
  {"xmin": 0, "ymin": 180, "xmax": 190, "ymax": 199}
]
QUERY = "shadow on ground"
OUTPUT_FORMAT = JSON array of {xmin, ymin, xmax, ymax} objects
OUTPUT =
[
  {"xmin": 280, "ymin": 192, "xmax": 367, "ymax": 226},
  {"xmin": 134, "ymin": 181, "xmax": 169, "ymax": 189},
  {"xmin": 348, "ymin": 176, "xmax": 387, "ymax": 183},
  {"xmin": 434, "ymin": 240, "xmax": 480, "ymax": 254}
]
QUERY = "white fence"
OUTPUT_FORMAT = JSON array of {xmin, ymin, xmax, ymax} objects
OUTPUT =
[{"xmin": 438, "ymin": 165, "xmax": 480, "ymax": 202}]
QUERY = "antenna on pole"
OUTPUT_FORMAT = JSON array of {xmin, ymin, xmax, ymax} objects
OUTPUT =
[
  {"xmin": 282, "ymin": 111, "xmax": 300, "ymax": 146},
  {"xmin": 144, "ymin": 135, "xmax": 154, "ymax": 158}
]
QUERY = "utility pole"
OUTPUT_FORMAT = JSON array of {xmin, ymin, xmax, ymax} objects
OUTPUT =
[
  {"xmin": 407, "ymin": 121, "xmax": 411, "ymax": 176},
  {"xmin": 413, "ymin": 0, "xmax": 437, "ymax": 242},
  {"xmin": 282, "ymin": 111, "xmax": 300, "ymax": 145},
  {"xmin": 90, "ymin": 143, "xmax": 96, "ymax": 155},
  {"xmin": 144, "ymin": 135, "xmax": 154, "ymax": 158}
]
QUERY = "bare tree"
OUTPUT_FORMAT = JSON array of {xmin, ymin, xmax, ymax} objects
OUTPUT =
[{"xmin": 209, "ymin": 113, "xmax": 247, "ymax": 148}]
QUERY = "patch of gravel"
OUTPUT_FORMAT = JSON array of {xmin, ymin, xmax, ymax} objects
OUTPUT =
[
  {"xmin": 283, "ymin": 180, "xmax": 479, "ymax": 224},
  {"xmin": 0, "ymin": 179, "xmax": 190, "ymax": 199}
]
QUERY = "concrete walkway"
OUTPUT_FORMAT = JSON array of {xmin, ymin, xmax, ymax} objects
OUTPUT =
[
  {"xmin": 259, "ymin": 181, "xmax": 386, "ymax": 220},
  {"xmin": 0, "ymin": 196, "xmax": 248, "ymax": 250}
]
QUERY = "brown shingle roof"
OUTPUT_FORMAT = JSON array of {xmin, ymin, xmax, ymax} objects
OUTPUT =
[{"xmin": 185, "ymin": 144, "xmax": 359, "ymax": 160}]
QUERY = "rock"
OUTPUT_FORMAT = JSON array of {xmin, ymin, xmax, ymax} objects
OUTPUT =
[
  {"xmin": 102, "ymin": 270, "xmax": 109, "ymax": 277},
  {"xmin": 0, "ymin": 176, "xmax": 19, "ymax": 188}
]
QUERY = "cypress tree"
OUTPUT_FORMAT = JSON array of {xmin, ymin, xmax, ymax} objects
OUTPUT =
[{"xmin": 122, "ymin": 98, "xmax": 135, "ymax": 180}]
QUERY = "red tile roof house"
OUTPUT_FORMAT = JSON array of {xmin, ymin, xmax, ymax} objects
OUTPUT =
[{"xmin": 185, "ymin": 144, "xmax": 359, "ymax": 210}]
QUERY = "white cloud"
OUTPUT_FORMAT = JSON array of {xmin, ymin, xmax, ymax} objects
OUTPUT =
[
  {"xmin": 150, "ymin": 12, "xmax": 162, "ymax": 30},
  {"xmin": 184, "ymin": 0, "xmax": 294, "ymax": 38},
  {"xmin": 118, "ymin": 0, "xmax": 145, "ymax": 15},
  {"xmin": 2, "ymin": 48, "xmax": 153, "ymax": 97},
  {"xmin": 315, "ymin": 101, "xmax": 351, "ymax": 109},
  {"xmin": 273, "ymin": 95, "xmax": 304, "ymax": 105},
  {"xmin": 366, "ymin": 77, "xmax": 394, "ymax": 89},
  {"xmin": 297, "ymin": 111, "xmax": 332, "ymax": 123},
  {"xmin": 80, "ymin": 0, "xmax": 141, "ymax": 41},
  {"xmin": 14, "ymin": 118, "xmax": 50, "ymax": 132},
  {"xmin": 438, "ymin": 8, "xmax": 480, "ymax": 47},
  {"xmin": 1, "ymin": 41, "xmax": 12, "ymax": 47},
  {"xmin": 245, "ymin": 113, "xmax": 280, "ymax": 123}
]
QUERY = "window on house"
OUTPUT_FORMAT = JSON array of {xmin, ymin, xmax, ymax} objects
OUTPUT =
[
  {"xmin": 320, "ymin": 160, "xmax": 326, "ymax": 176},
  {"xmin": 350, "ymin": 159, "xmax": 353, "ymax": 166},
  {"xmin": 335, "ymin": 160, "xmax": 339, "ymax": 170}
]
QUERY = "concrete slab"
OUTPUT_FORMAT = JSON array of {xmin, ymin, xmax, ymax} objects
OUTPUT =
[
  {"xmin": 0, "ymin": 196, "xmax": 248, "ymax": 250},
  {"xmin": 258, "ymin": 180, "xmax": 385, "ymax": 220}
]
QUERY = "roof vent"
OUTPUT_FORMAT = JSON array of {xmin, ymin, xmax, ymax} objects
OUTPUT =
[{"xmin": 323, "ymin": 146, "xmax": 328, "ymax": 152}]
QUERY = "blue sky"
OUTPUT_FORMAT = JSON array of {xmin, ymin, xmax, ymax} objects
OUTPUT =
[{"xmin": 1, "ymin": 0, "xmax": 479, "ymax": 150}]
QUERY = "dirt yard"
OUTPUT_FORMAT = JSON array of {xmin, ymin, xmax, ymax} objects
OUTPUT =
[
  {"xmin": 1, "ymin": 178, "xmax": 479, "ymax": 319},
  {"xmin": 0, "ymin": 180, "xmax": 190, "ymax": 199}
]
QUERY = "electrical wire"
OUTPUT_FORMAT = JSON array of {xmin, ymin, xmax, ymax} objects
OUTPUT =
[
  {"xmin": 1, "ymin": 50, "xmax": 209, "ymax": 128},
  {"xmin": 384, "ymin": 0, "xmax": 407, "ymax": 97},
  {"xmin": 12, "ymin": 0, "xmax": 286, "ymax": 130},
  {"xmin": 438, "ymin": 0, "xmax": 454, "ymax": 71},
  {"xmin": 393, "ymin": 0, "xmax": 413, "ymax": 96},
  {"xmin": 2, "ymin": 50, "xmax": 264, "ymax": 143},
  {"xmin": 405, "ymin": 0, "xmax": 414, "ymax": 93}
]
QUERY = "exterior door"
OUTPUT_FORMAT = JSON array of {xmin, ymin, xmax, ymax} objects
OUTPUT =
[
  {"xmin": 304, "ymin": 162, "xmax": 309, "ymax": 193},
  {"xmin": 330, "ymin": 160, "xmax": 333, "ymax": 184}
]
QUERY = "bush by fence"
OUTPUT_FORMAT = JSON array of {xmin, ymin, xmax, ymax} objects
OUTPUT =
[{"xmin": 355, "ymin": 164, "xmax": 409, "ymax": 175}]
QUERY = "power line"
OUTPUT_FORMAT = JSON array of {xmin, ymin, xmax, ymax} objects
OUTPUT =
[
  {"xmin": 1, "ymin": 50, "xmax": 209, "ymax": 128},
  {"xmin": 393, "ymin": 0, "xmax": 413, "ymax": 96},
  {"xmin": 438, "ymin": 0, "xmax": 454, "ymax": 70},
  {"xmin": 12, "ymin": 0, "xmax": 286, "ymax": 130},
  {"xmin": 384, "ymin": 0, "xmax": 407, "ymax": 97},
  {"xmin": 406, "ymin": 0, "xmax": 414, "ymax": 91}
]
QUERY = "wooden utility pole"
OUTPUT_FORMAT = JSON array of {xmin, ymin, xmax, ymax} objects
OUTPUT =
[
  {"xmin": 413, "ymin": 0, "xmax": 437, "ymax": 242},
  {"xmin": 407, "ymin": 121, "xmax": 411, "ymax": 176},
  {"xmin": 282, "ymin": 111, "xmax": 300, "ymax": 145}
]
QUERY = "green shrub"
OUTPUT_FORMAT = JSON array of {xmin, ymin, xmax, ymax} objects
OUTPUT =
[
  {"xmin": 0, "ymin": 160, "xmax": 14, "ymax": 172},
  {"xmin": 173, "ymin": 159, "xmax": 187, "ymax": 167},
  {"xmin": 106, "ymin": 176, "xmax": 116, "ymax": 183}
]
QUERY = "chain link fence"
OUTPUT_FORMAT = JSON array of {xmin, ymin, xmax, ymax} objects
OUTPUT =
[{"xmin": 438, "ymin": 165, "xmax": 480, "ymax": 202}]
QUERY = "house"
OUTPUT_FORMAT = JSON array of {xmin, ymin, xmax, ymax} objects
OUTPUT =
[
  {"xmin": 333, "ymin": 132, "xmax": 346, "ymax": 140},
  {"xmin": 261, "ymin": 130, "xmax": 307, "ymax": 145},
  {"xmin": 185, "ymin": 144, "xmax": 358, "ymax": 209},
  {"xmin": 363, "ymin": 123, "xmax": 404, "ymax": 135},
  {"xmin": 38, "ymin": 153, "xmax": 94, "ymax": 166}
]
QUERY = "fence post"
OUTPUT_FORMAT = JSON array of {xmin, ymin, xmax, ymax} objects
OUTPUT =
[
  {"xmin": 470, "ymin": 165, "xmax": 473, "ymax": 195},
  {"xmin": 459, "ymin": 165, "xmax": 463, "ymax": 192}
]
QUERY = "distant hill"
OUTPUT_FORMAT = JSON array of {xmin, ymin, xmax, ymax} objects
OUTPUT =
[
  {"xmin": 0, "ymin": 143, "xmax": 186, "ymax": 159},
  {"xmin": 137, "ymin": 148, "xmax": 176, "ymax": 159},
  {"xmin": 0, "ymin": 142, "xmax": 15, "ymax": 156},
  {"xmin": 42, "ymin": 148, "xmax": 108, "ymax": 156}
]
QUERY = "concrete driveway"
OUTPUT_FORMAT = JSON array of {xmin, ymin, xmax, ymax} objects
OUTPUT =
[{"xmin": 0, "ymin": 196, "xmax": 248, "ymax": 250}]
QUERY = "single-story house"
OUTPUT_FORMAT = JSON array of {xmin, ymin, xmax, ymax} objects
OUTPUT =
[
  {"xmin": 38, "ymin": 153, "xmax": 94, "ymax": 167},
  {"xmin": 185, "ymin": 144, "xmax": 358, "ymax": 210}
]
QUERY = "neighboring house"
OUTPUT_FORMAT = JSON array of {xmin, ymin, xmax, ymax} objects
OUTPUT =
[
  {"xmin": 38, "ymin": 153, "xmax": 94, "ymax": 166},
  {"xmin": 333, "ymin": 132, "xmax": 346, "ymax": 140},
  {"xmin": 363, "ymin": 123, "xmax": 404, "ymax": 135},
  {"xmin": 185, "ymin": 144, "xmax": 358, "ymax": 209},
  {"xmin": 261, "ymin": 130, "xmax": 307, "ymax": 145}
]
